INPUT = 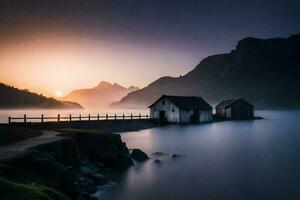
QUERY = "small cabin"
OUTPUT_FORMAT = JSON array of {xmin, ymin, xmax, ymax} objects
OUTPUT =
[
  {"xmin": 148, "ymin": 95, "xmax": 213, "ymax": 123},
  {"xmin": 215, "ymin": 99, "xmax": 254, "ymax": 119}
]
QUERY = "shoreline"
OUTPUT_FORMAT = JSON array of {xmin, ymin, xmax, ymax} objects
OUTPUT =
[
  {"xmin": 0, "ymin": 117, "xmax": 264, "ymax": 199},
  {"xmin": 0, "ymin": 130, "xmax": 149, "ymax": 200}
]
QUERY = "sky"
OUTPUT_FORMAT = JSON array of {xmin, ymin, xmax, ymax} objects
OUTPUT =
[{"xmin": 0, "ymin": 0, "xmax": 299, "ymax": 97}]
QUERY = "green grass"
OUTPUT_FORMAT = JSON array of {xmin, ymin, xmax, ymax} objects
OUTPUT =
[
  {"xmin": 0, "ymin": 178, "xmax": 70, "ymax": 200},
  {"xmin": 0, "ymin": 146, "xmax": 75, "ymax": 199}
]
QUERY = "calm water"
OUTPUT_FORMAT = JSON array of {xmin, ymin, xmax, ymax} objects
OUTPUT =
[
  {"xmin": 99, "ymin": 111, "xmax": 300, "ymax": 200},
  {"xmin": 0, "ymin": 109, "xmax": 148, "ymax": 123}
]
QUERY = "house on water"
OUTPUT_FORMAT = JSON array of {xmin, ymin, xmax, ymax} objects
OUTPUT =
[
  {"xmin": 149, "ymin": 95, "xmax": 213, "ymax": 123},
  {"xmin": 215, "ymin": 99, "xmax": 254, "ymax": 119}
]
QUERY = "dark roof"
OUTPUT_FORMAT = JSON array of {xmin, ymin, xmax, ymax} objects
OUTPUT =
[
  {"xmin": 215, "ymin": 99, "xmax": 253, "ymax": 109},
  {"xmin": 148, "ymin": 95, "xmax": 212, "ymax": 110}
]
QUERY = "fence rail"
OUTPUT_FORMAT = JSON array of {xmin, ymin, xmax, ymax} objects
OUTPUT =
[{"xmin": 8, "ymin": 113, "xmax": 149, "ymax": 124}]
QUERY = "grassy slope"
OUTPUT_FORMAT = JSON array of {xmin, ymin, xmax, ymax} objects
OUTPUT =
[
  {"xmin": 0, "ymin": 130, "xmax": 133, "ymax": 199},
  {"xmin": 0, "ymin": 178, "xmax": 69, "ymax": 200}
]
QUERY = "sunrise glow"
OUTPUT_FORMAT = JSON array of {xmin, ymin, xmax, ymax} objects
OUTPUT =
[
  {"xmin": 0, "ymin": 36, "xmax": 196, "ymax": 97},
  {"xmin": 55, "ymin": 91, "xmax": 63, "ymax": 97}
]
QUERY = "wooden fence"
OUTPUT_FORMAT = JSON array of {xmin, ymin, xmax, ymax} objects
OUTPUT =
[{"xmin": 8, "ymin": 113, "xmax": 149, "ymax": 124}]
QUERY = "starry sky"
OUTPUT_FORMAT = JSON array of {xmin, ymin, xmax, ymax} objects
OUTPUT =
[{"xmin": 0, "ymin": 0, "xmax": 299, "ymax": 96}]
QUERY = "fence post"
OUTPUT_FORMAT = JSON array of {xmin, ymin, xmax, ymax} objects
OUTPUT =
[
  {"xmin": 24, "ymin": 114, "xmax": 27, "ymax": 123},
  {"xmin": 139, "ymin": 113, "xmax": 141, "ymax": 119},
  {"xmin": 123, "ymin": 114, "xmax": 125, "ymax": 120},
  {"xmin": 97, "ymin": 114, "xmax": 100, "ymax": 120},
  {"xmin": 8, "ymin": 117, "xmax": 11, "ymax": 124},
  {"xmin": 88, "ymin": 114, "xmax": 91, "ymax": 121},
  {"xmin": 106, "ymin": 114, "xmax": 108, "ymax": 120},
  {"xmin": 115, "ymin": 114, "xmax": 117, "ymax": 120},
  {"xmin": 146, "ymin": 114, "xmax": 149, "ymax": 119},
  {"xmin": 57, "ymin": 114, "xmax": 60, "ymax": 122},
  {"xmin": 131, "ymin": 114, "xmax": 133, "ymax": 120},
  {"xmin": 41, "ymin": 114, "xmax": 44, "ymax": 123},
  {"xmin": 70, "ymin": 114, "xmax": 72, "ymax": 122},
  {"xmin": 79, "ymin": 114, "xmax": 81, "ymax": 121}
]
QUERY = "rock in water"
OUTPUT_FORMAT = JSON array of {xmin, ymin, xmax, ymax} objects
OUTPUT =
[
  {"xmin": 152, "ymin": 152, "xmax": 165, "ymax": 156},
  {"xmin": 170, "ymin": 154, "xmax": 180, "ymax": 159},
  {"xmin": 130, "ymin": 149, "xmax": 149, "ymax": 161},
  {"xmin": 153, "ymin": 159, "xmax": 162, "ymax": 164}
]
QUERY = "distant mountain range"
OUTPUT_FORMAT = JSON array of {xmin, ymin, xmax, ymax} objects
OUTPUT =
[
  {"xmin": 62, "ymin": 81, "xmax": 139, "ymax": 108},
  {"xmin": 0, "ymin": 83, "xmax": 83, "ymax": 109},
  {"xmin": 114, "ymin": 34, "xmax": 300, "ymax": 109}
]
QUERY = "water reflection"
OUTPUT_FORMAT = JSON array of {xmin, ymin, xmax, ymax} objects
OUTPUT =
[
  {"xmin": 122, "ymin": 130, "xmax": 155, "ymax": 154},
  {"xmin": 101, "ymin": 111, "xmax": 300, "ymax": 200}
]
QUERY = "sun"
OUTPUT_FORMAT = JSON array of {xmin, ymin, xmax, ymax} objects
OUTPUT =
[{"xmin": 55, "ymin": 91, "xmax": 63, "ymax": 97}]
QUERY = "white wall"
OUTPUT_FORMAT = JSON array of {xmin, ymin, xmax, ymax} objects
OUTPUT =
[
  {"xmin": 179, "ymin": 109, "xmax": 194, "ymax": 123},
  {"xmin": 150, "ymin": 97, "xmax": 212, "ymax": 123},
  {"xmin": 149, "ymin": 97, "xmax": 179, "ymax": 123},
  {"xmin": 225, "ymin": 108, "xmax": 231, "ymax": 118},
  {"xmin": 179, "ymin": 109, "xmax": 212, "ymax": 123}
]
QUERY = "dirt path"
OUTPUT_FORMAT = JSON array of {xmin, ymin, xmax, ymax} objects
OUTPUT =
[{"xmin": 0, "ymin": 130, "xmax": 64, "ymax": 160}]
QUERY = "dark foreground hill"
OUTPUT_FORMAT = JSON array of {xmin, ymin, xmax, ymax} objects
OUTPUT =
[
  {"xmin": 0, "ymin": 83, "xmax": 83, "ymax": 109},
  {"xmin": 114, "ymin": 34, "xmax": 300, "ymax": 109}
]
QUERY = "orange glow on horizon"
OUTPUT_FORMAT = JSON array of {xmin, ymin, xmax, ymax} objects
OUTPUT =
[
  {"xmin": 0, "ymin": 35, "xmax": 197, "ymax": 98},
  {"xmin": 54, "ymin": 91, "xmax": 63, "ymax": 97}
]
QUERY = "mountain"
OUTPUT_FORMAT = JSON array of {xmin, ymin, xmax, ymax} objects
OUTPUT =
[
  {"xmin": 62, "ymin": 81, "xmax": 139, "ymax": 108},
  {"xmin": 114, "ymin": 34, "xmax": 300, "ymax": 109},
  {"xmin": 0, "ymin": 83, "xmax": 83, "ymax": 109}
]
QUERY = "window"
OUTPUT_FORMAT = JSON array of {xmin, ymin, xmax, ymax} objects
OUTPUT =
[
  {"xmin": 172, "ymin": 108, "xmax": 175, "ymax": 112},
  {"xmin": 162, "ymin": 100, "xmax": 165, "ymax": 105}
]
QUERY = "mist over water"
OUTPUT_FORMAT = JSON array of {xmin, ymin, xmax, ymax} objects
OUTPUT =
[
  {"xmin": 99, "ymin": 110, "xmax": 300, "ymax": 200},
  {"xmin": 1, "ymin": 110, "xmax": 299, "ymax": 199},
  {"xmin": 0, "ymin": 109, "xmax": 148, "ymax": 123}
]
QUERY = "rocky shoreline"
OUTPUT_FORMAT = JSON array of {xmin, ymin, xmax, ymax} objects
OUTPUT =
[{"xmin": 0, "ymin": 131, "xmax": 148, "ymax": 200}]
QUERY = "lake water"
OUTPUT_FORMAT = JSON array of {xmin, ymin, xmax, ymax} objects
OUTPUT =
[
  {"xmin": 99, "ymin": 111, "xmax": 300, "ymax": 200},
  {"xmin": 0, "ymin": 109, "xmax": 149, "ymax": 123}
]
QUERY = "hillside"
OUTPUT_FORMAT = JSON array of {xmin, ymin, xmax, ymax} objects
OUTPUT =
[
  {"xmin": 114, "ymin": 34, "xmax": 300, "ymax": 109},
  {"xmin": 0, "ymin": 83, "xmax": 83, "ymax": 109},
  {"xmin": 62, "ymin": 81, "xmax": 139, "ymax": 108}
]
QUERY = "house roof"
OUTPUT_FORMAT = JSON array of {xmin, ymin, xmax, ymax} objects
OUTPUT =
[
  {"xmin": 215, "ymin": 99, "xmax": 253, "ymax": 109},
  {"xmin": 148, "ymin": 95, "xmax": 212, "ymax": 110}
]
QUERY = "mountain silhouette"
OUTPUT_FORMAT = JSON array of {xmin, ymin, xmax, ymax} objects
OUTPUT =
[
  {"xmin": 0, "ymin": 83, "xmax": 83, "ymax": 109},
  {"xmin": 62, "ymin": 81, "xmax": 139, "ymax": 108},
  {"xmin": 113, "ymin": 34, "xmax": 300, "ymax": 109}
]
